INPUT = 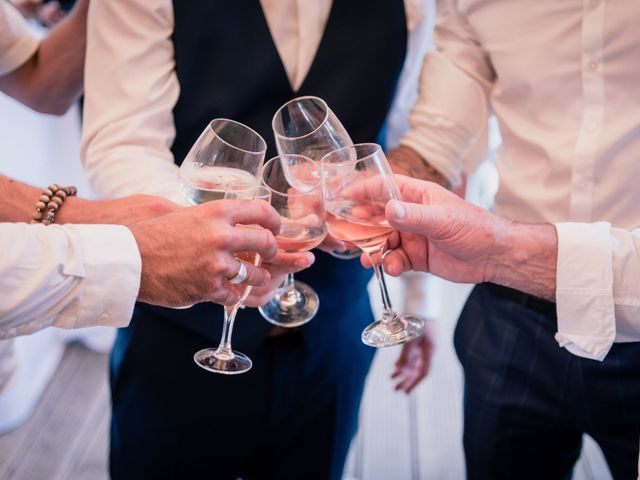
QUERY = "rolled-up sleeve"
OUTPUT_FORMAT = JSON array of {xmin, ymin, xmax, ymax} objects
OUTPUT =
[
  {"xmin": 81, "ymin": 0, "xmax": 182, "ymax": 202},
  {"xmin": 399, "ymin": 0, "xmax": 494, "ymax": 187},
  {"xmin": 0, "ymin": 1, "xmax": 39, "ymax": 76},
  {"xmin": 0, "ymin": 223, "xmax": 141, "ymax": 339},
  {"xmin": 554, "ymin": 222, "xmax": 640, "ymax": 361}
]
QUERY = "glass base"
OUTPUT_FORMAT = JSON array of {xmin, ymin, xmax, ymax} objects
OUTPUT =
[
  {"xmin": 193, "ymin": 348, "xmax": 252, "ymax": 375},
  {"xmin": 258, "ymin": 280, "xmax": 319, "ymax": 328},
  {"xmin": 361, "ymin": 314, "xmax": 424, "ymax": 348}
]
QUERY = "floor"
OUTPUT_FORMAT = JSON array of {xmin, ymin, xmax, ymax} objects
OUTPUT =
[{"xmin": 0, "ymin": 280, "xmax": 614, "ymax": 480}]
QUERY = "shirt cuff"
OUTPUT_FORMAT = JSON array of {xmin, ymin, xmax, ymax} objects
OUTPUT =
[
  {"xmin": 0, "ymin": 30, "xmax": 38, "ymax": 76},
  {"xmin": 61, "ymin": 224, "xmax": 142, "ymax": 330},
  {"xmin": 554, "ymin": 222, "xmax": 615, "ymax": 361},
  {"xmin": 399, "ymin": 135, "xmax": 463, "ymax": 188}
]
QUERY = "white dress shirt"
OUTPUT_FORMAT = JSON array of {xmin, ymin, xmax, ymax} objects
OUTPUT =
[
  {"xmin": 0, "ymin": 222, "xmax": 141, "ymax": 389},
  {"xmin": 399, "ymin": 0, "xmax": 640, "ymax": 361},
  {"xmin": 0, "ymin": 0, "xmax": 38, "ymax": 75},
  {"xmin": 0, "ymin": 0, "xmax": 142, "ymax": 338},
  {"xmin": 81, "ymin": 0, "xmax": 433, "ymax": 319},
  {"xmin": 0, "ymin": 0, "xmax": 142, "ymax": 387},
  {"xmin": 0, "ymin": 223, "xmax": 141, "ymax": 339},
  {"xmin": 81, "ymin": 0, "xmax": 426, "ymax": 201}
]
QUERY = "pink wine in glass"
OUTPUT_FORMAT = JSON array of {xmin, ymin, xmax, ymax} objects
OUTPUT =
[
  {"xmin": 226, "ymin": 250, "xmax": 261, "ymax": 299},
  {"xmin": 276, "ymin": 220, "xmax": 327, "ymax": 253},
  {"xmin": 325, "ymin": 200, "xmax": 393, "ymax": 254}
]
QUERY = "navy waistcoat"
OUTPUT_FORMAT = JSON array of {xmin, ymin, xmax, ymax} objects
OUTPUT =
[{"xmin": 135, "ymin": 0, "xmax": 407, "ymax": 349}]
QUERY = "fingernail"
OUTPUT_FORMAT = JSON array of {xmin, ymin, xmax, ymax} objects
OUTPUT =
[
  {"xmin": 392, "ymin": 201, "xmax": 406, "ymax": 220},
  {"xmin": 296, "ymin": 255, "xmax": 314, "ymax": 268}
]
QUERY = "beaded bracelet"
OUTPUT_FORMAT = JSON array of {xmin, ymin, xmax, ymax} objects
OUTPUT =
[{"xmin": 30, "ymin": 184, "xmax": 78, "ymax": 225}]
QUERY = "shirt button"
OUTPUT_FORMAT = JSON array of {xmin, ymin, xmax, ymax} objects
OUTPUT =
[
  {"xmin": 97, "ymin": 313, "xmax": 110, "ymax": 325},
  {"xmin": 590, "ymin": 0, "xmax": 600, "ymax": 8},
  {"xmin": 586, "ymin": 60, "xmax": 599, "ymax": 72},
  {"xmin": 585, "ymin": 121, "xmax": 598, "ymax": 132}
]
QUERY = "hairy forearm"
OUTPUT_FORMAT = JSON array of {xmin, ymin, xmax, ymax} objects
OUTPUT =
[
  {"xmin": 0, "ymin": 0, "xmax": 88, "ymax": 114},
  {"xmin": 486, "ymin": 221, "xmax": 558, "ymax": 301},
  {"xmin": 0, "ymin": 174, "xmax": 88, "ymax": 223},
  {"xmin": 387, "ymin": 146, "xmax": 450, "ymax": 188},
  {"xmin": 1, "ymin": 174, "xmax": 180, "ymax": 227},
  {"xmin": 0, "ymin": 175, "xmax": 41, "ymax": 222}
]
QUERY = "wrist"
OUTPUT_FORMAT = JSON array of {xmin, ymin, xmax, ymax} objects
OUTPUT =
[
  {"xmin": 388, "ymin": 146, "xmax": 450, "ymax": 188},
  {"xmin": 54, "ymin": 196, "xmax": 90, "ymax": 224},
  {"xmin": 485, "ymin": 220, "xmax": 558, "ymax": 300},
  {"xmin": 481, "ymin": 214, "xmax": 514, "ymax": 283}
]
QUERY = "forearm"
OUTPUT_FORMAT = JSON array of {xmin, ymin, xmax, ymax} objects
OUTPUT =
[
  {"xmin": 486, "ymin": 220, "xmax": 558, "ymax": 301},
  {"xmin": 0, "ymin": 223, "xmax": 139, "ymax": 339},
  {"xmin": 0, "ymin": 175, "xmax": 41, "ymax": 222},
  {"xmin": 387, "ymin": 146, "xmax": 450, "ymax": 188},
  {"xmin": 0, "ymin": 174, "xmax": 176, "ymax": 226},
  {"xmin": 0, "ymin": 174, "xmax": 101, "ymax": 224},
  {"xmin": 2, "ymin": 0, "xmax": 88, "ymax": 114}
]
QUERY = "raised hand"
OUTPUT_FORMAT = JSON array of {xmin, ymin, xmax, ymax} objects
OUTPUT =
[
  {"xmin": 244, "ymin": 251, "xmax": 315, "ymax": 307},
  {"xmin": 362, "ymin": 175, "xmax": 504, "ymax": 285},
  {"xmin": 392, "ymin": 322, "xmax": 435, "ymax": 394},
  {"xmin": 130, "ymin": 199, "xmax": 280, "ymax": 308}
]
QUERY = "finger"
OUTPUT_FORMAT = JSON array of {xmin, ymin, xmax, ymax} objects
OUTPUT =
[
  {"xmin": 395, "ymin": 380, "xmax": 411, "ymax": 393},
  {"xmin": 405, "ymin": 369, "xmax": 425, "ymax": 393},
  {"xmin": 395, "ymin": 375, "xmax": 414, "ymax": 393},
  {"xmin": 381, "ymin": 249, "xmax": 413, "ymax": 276},
  {"xmin": 243, "ymin": 289, "xmax": 278, "ymax": 308},
  {"xmin": 395, "ymin": 343, "xmax": 410, "ymax": 367},
  {"xmin": 317, "ymin": 234, "xmax": 346, "ymax": 254},
  {"xmin": 386, "ymin": 200, "xmax": 448, "ymax": 237},
  {"xmin": 386, "ymin": 231, "xmax": 401, "ymax": 250},
  {"xmin": 242, "ymin": 264, "xmax": 271, "ymax": 288},
  {"xmin": 394, "ymin": 175, "xmax": 452, "ymax": 205},
  {"xmin": 227, "ymin": 228, "xmax": 278, "ymax": 259},
  {"xmin": 395, "ymin": 364, "xmax": 421, "ymax": 393},
  {"xmin": 360, "ymin": 253, "xmax": 373, "ymax": 269},
  {"xmin": 337, "ymin": 175, "xmax": 388, "ymax": 202},
  {"xmin": 208, "ymin": 288, "xmax": 241, "ymax": 307},
  {"xmin": 212, "ymin": 200, "xmax": 281, "ymax": 235},
  {"xmin": 219, "ymin": 257, "xmax": 271, "ymax": 288},
  {"xmin": 264, "ymin": 252, "xmax": 315, "ymax": 274}
]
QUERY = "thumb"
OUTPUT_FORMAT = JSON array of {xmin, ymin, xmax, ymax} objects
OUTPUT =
[{"xmin": 386, "ymin": 200, "xmax": 445, "ymax": 236}]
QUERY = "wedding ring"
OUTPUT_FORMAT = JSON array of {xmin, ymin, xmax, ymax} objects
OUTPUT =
[{"xmin": 229, "ymin": 261, "xmax": 248, "ymax": 285}]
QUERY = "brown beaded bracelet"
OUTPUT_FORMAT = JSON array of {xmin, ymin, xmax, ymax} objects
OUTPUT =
[{"xmin": 30, "ymin": 183, "xmax": 78, "ymax": 225}]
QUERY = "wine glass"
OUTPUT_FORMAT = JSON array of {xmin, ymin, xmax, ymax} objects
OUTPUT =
[
  {"xmin": 258, "ymin": 155, "xmax": 328, "ymax": 327},
  {"xmin": 272, "ymin": 96, "xmax": 359, "ymax": 259},
  {"xmin": 178, "ymin": 118, "xmax": 266, "ymax": 203},
  {"xmin": 193, "ymin": 183, "xmax": 272, "ymax": 374},
  {"xmin": 321, "ymin": 143, "xmax": 425, "ymax": 347},
  {"xmin": 176, "ymin": 118, "xmax": 267, "ymax": 373}
]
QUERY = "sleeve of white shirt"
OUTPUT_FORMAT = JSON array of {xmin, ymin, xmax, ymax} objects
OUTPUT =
[
  {"xmin": 81, "ymin": 0, "xmax": 184, "ymax": 202},
  {"xmin": 0, "ymin": 223, "xmax": 141, "ymax": 339},
  {"xmin": 0, "ymin": 1, "xmax": 39, "ymax": 76},
  {"xmin": 399, "ymin": 0, "xmax": 494, "ymax": 187},
  {"xmin": 554, "ymin": 222, "xmax": 640, "ymax": 361}
]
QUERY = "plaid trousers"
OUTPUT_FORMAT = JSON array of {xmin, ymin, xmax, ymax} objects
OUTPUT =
[{"xmin": 454, "ymin": 283, "xmax": 640, "ymax": 480}]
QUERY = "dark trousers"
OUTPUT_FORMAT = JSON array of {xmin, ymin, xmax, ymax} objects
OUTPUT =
[
  {"xmin": 454, "ymin": 284, "xmax": 640, "ymax": 480},
  {"xmin": 109, "ymin": 301, "xmax": 375, "ymax": 480}
]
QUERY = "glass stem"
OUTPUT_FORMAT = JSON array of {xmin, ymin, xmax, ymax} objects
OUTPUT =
[
  {"xmin": 372, "ymin": 262, "xmax": 396, "ymax": 323},
  {"xmin": 280, "ymin": 273, "xmax": 298, "ymax": 305},
  {"xmin": 216, "ymin": 304, "xmax": 240, "ymax": 357}
]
